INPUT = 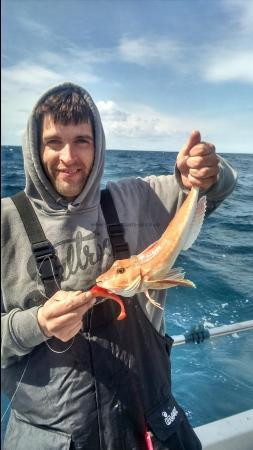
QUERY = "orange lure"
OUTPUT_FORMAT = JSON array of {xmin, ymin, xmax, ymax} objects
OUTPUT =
[{"xmin": 90, "ymin": 285, "xmax": 126, "ymax": 320}]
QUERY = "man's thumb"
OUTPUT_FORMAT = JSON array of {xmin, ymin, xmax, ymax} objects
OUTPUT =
[{"xmin": 179, "ymin": 130, "xmax": 201, "ymax": 158}]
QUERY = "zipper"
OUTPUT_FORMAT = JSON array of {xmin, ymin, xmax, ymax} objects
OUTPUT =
[{"xmin": 85, "ymin": 309, "xmax": 92, "ymax": 333}]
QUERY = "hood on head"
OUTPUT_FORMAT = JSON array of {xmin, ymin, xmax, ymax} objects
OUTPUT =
[{"xmin": 23, "ymin": 82, "xmax": 106, "ymax": 214}]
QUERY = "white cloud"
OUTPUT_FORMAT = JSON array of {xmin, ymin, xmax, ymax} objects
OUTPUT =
[
  {"xmin": 18, "ymin": 16, "xmax": 51, "ymax": 38},
  {"xmin": 2, "ymin": 57, "xmax": 100, "ymax": 88},
  {"xmin": 64, "ymin": 46, "xmax": 114, "ymax": 65},
  {"xmin": 201, "ymin": 0, "xmax": 253, "ymax": 84},
  {"xmin": 204, "ymin": 50, "xmax": 253, "ymax": 83},
  {"xmin": 97, "ymin": 101, "xmax": 128, "ymax": 120},
  {"xmin": 3, "ymin": 63, "xmax": 60, "ymax": 86},
  {"xmin": 222, "ymin": 0, "xmax": 253, "ymax": 35},
  {"xmin": 2, "ymin": 79, "xmax": 251, "ymax": 152},
  {"xmin": 1, "ymin": 59, "xmax": 100, "ymax": 144},
  {"xmin": 8, "ymin": 5, "xmax": 253, "ymax": 90},
  {"xmin": 96, "ymin": 99, "xmax": 252, "ymax": 152},
  {"xmin": 2, "ymin": 2, "xmax": 252, "ymax": 149},
  {"xmin": 118, "ymin": 36, "xmax": 180, "ymax": 66},
  {"xmin": 116, "ymin": 3, "xmax": 253, "ymax": 85},
  {"xmin": 96, "ymin": 100, "xmax": 198, "ymax": 150}
]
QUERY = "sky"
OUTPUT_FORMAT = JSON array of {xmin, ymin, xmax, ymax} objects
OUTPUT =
[{"xmin": 2, "ymin": 0, "xmax": 253, "ymax": 153}]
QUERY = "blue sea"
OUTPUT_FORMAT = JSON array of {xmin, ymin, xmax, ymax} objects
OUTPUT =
[{"xmin": 1, "ymin": 146, "xmax": 253, "ymax": 439}]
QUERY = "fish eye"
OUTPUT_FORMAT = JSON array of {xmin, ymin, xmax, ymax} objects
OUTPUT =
[{"xmin": 116, "ymin": 267, "xmax": 125, "ymax": 274}]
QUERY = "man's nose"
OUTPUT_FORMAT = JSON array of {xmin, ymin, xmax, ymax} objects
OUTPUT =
[{"xmin": 60, "ymin": 144, "xmax": 76, "ymax": 164}]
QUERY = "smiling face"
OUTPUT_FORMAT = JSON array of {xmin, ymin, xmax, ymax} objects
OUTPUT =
[{"xmin": 41, "ymin": 114, "xmax": 95, "ymax": 199}]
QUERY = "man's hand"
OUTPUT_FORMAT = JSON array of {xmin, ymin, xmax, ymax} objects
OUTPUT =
[
  {"xmin": 37, "ymin": 290, "xmax": 96, "ymax": 342},
  {"xmin": 176, "ymin": 130, "xmax": 219, "ymax": 191}
]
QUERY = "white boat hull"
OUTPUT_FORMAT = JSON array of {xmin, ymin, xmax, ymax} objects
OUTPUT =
[{"xmin": 194, "ymin": 409, "xmax": 253, "ymax": 450}]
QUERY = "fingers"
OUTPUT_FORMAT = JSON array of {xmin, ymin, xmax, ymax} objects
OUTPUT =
[
  {"xmin": 186, "ymin": 153, "xmax": 219, "ymax": 170},
  {"xmin": 188, "ymin": 167, "xmax": 219, "ymax": 189},
  {"xmin": 45, "ymin": 299, "xmax": 96, "ymax": 325},
  {"xmin": 37, "ymin": 289, "xmax": 96, "ymax": 339},
  {"xmin": 179, "ymin": 130, "xmax": 201, "ymax": 158},
  {"xmin": 47, "ymin": 290, "xmax": 95, "ymax": 316},
  {"xmin": 177, "ymin": 133, "xmax": 219, "ymax": 190},
  {"xmin": 185, "ymin": 144, "xmax": 219, "ymax": 188},
  {"xmin": 189, "ymin": 166, "xmax": 219, "ymax": 179},
  {"xmin": 176, "ymin": 130, "xmax": 201, "ymax": 176},
  {"xmin": 187, "ymin": 174, "xmax": 218, "ymax": 189},
  {"xmin": 188, "ymin": 142, "xmax": 216, "ymax": 157}
]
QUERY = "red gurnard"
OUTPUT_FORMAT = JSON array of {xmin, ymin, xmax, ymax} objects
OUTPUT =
[{"xmin": 91, "ymin": 186, "xmax": 206, "ymax": 320}]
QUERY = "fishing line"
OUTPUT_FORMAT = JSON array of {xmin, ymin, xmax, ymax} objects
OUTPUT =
[
  {"xmin": 1, "ymin": 257, "xmax": 80, "ymax": 420},
  {"xmin": 1, "ymin": 309, "xmax": 75, "ymax": 423},
  {"xmin": 1, "ymin": 355, "xmax": 30, "ymax": 423},
  {"xmin": 36, "ymin": 255, "xmax": 61, "ymax": 300},
  {"xmin": 44, "ymin": 336, "xmax": 75, "ymax": 354}
]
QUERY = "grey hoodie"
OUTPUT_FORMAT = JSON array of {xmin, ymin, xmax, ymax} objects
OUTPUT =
[{"xmin": 1, "ymin": 82, "xmax": 237, "ymax": 371}]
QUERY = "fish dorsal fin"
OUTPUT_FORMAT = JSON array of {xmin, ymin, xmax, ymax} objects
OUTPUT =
[{"xmin": 182, "ymin": 195, "xmax": 206, "ymax": 250}]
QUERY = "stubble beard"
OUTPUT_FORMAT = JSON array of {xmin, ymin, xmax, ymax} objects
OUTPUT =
[{"xmin": 52, "ymin": 168, "xmax": 91, "ymax": 199}]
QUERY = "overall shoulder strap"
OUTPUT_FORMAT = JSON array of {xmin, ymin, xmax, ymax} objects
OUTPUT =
[
  {"xmin": 12, "ymin": 191, "xmax": 61, "ymax": 298},
  {"xmin": 11, "ymin": 188, "xmax": 129, "ymax": 296},
  {"xmin": 100, "ymin": 188, "xmax": 130, "ymax": 260}
]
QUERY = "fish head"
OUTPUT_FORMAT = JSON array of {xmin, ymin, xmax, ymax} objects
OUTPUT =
[{"xmin": 96, "ymin": 256, "xmax": 141, "ymax": 297}]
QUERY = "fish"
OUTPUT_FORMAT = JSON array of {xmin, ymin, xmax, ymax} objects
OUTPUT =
[{"xmin": 91, "ymin": 186, "xmax": 206, "ymax": 320}]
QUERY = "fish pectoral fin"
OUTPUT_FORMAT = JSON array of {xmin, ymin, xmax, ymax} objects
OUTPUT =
[
  {"xmin": 182, "ymin": 195, "xmax": 206, "ymax": 250},
  {"xmin": 144, "ymin": 290, "xmax": 164, "ymax": 310},
  {"xmin": 144, "ymin": 267, "xmax": 196, "ymax": 289},
  {"xmin": 145, "ymin": 278, "xmax": 195, "ymax": 289}
]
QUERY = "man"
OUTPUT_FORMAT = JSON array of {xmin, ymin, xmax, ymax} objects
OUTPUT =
[{"xmin": 1, "ymin": 83, "xmax": 237, "ymax": 450}]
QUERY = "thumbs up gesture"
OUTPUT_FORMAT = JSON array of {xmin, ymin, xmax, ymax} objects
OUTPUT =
[{"xmin": 176, "ymin": 130, "xmax": 219, "ymax": 191}]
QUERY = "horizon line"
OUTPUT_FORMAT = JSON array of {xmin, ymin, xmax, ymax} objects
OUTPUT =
[{"xmin": 1, "ymin": 145, "xmax": 252, "ymax": 155}]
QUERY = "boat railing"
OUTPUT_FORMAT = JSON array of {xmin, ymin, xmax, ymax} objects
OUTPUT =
[{"xmin": 171, "ymin": 320, "xmax": 253, "ymax": 346}]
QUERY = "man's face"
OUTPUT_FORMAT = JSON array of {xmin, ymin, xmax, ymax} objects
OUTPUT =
[{"xmin": 41, "ymin": 114, "xmax": 95, "ymax": 199}]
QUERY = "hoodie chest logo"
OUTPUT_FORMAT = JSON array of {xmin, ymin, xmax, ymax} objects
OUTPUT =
[{"xmin": 27, "ymin": 230, "xmax": 112, "ymax": 282}]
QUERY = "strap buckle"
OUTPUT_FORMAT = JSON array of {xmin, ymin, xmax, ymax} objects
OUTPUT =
[
  {"xmin": 31, "ymin": 241, "xmax": 60, "ymax": 281},
  {"xmin": 113, "ymin": 242, "xmax": 130, "ymax": 258},
  {"xmin": 108, "ymin": 223, "xmax": 125, "ymax": 236},
  {"xmin": 107, "ymin": 223, "xmax": 130, "ymax": 258}
]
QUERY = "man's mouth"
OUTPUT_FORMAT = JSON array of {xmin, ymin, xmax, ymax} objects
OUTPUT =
[
  {"xmin": 58, "ymin": 168, "xmax": 80, "ymax": 174},
  {"xmin": 57, "ymin": 168, "xmax": 82, "ymax": 179}
]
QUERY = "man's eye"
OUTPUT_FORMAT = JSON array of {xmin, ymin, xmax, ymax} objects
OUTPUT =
[
  {"xmin": 77, "ymin": 139, "xmax": 89, "ymax": 144},
  {"xmin": 47, "ymin": 140, "xmax": 61, "ymax": 146}
]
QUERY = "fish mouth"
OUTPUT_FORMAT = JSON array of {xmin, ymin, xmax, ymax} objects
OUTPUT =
[
  {"xmin": 96, "ymin": 280, "xmax": 123, "ymax": 295},
  {"xmin": 96, "ymin": 279, "xmax": 116, "ymax": 293},
  {"xmin": 96, "ymin": 276, "xmax": 141, "ymax": 297}
]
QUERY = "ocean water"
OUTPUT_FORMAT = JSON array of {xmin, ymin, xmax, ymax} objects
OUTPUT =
[{"xmin": 1, "ymin": 146, "xmax": 253, "ymax": 437}]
